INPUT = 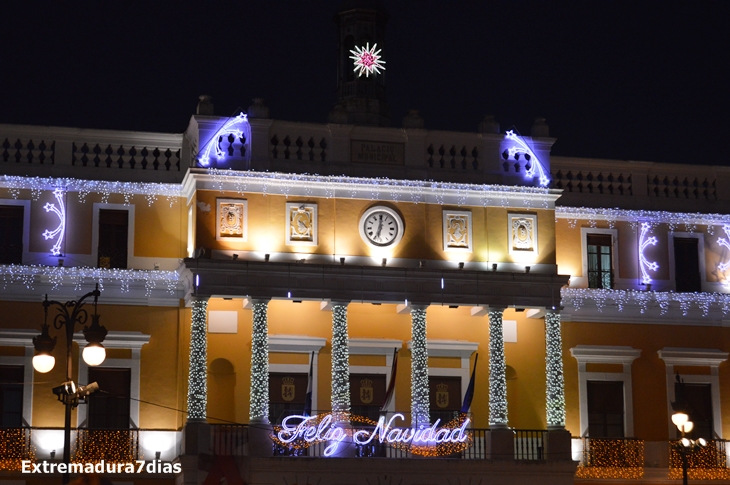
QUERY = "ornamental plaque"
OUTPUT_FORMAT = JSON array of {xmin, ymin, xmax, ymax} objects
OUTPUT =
[
  {"xmin": 351, "ymin": 141, "xmax": 405, "ymax": 165},
  {"xmin": 508, "ymin": 213, "xmax": 538, "ymax": 257},
  {"xmin": 216, "ymin": 198, "xmax": 247, "ymax": 242},
  {"xmin": 286, "ymin": 203, "xmax": 317, "ymax": 246},
  {"xmin": 443, "ymin": 210, "xmax": 472, "ymax": 252}
]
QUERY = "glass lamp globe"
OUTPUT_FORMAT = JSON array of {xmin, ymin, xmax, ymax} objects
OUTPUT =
[
  {"xmin": 671, "ymin": 412, "xmax": 689, "ymax": 428},
  {"xmin": 681, "ymin": 421, "xmax": 694, "ymax": 434},
  {"xmin": 82, "ymin": 343, "xmax": 106, "ymax": 366},
  {"xmin": 32, "ymin": 353, "xmax": 55, "ymax": 373}
]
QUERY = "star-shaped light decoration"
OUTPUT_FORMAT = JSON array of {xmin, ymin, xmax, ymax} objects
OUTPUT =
[{"xmin": 349, "ymin": 42, "xmax": 385, "ymax": 77}]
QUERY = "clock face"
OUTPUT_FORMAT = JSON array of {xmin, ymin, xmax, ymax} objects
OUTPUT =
[{"xmin": 359, "ymin": 206, "xmax": 404, "ymax": 248}]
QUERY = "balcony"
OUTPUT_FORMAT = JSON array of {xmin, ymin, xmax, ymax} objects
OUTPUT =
[
  {"xmin": 669, "ymin": 440, "xmax": 730, "ymax": 481},
  {"xmin": 574, "ymin": 437, "xmax": 644, "ymax": 479}
]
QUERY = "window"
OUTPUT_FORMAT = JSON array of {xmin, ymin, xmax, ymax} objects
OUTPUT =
[
  {"xmin": 587, "ymin": 234, "xmax": 613, "ymax": 289},
  {"xmin": 268, "ymin": 372, "xmax": 307, "ymax": 424},
  {"xmin": 97, "ymin": 209, "xmax": 128, "ymax": 269},
  {"xmin": 676, "ymin": 382, "xmax": 713, "ymax": 441},
  {"xmin": 587, "ymin": 381, "xmax": 624, "ymax": 438},
  {"xmin": 87, "ymin": 367, "xmax": 131, "ymax": 429},
  {"xmin": 428, "ymin": 376, "xmax": 461, "ymax": 424},
  {"xmin": 674, "ymin": 237, "xmax": 701, "ymax": 292},
  {"xmin": 350, "ymin": 373, "xmax": 386, "ymax": 422},
  {"xmin": 0, "ymin": 205, "xmax": 23, "ymax": 265},
  {"xmin": 0, "ymin": 365, "xmax": 24, "ymax": 427}
]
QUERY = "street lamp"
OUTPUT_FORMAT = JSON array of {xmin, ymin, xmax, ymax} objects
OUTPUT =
[
  {"xmin": 671, "ymin": 374, "xmax": 707, "ymax": 485},
  {"xmin": 32, "ymin": 285, "xmax": 108, "ymax": 484}
]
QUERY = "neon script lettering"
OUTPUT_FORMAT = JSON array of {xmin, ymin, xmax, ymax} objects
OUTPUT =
[{"xmin": 277, "ymin": 413, "xmax": 470, "ymax": 456}]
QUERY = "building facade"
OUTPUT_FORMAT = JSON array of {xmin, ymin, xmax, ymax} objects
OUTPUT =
[{"xmin": 1, "ymin": 4, "xmax": 730, "ymax": 485}]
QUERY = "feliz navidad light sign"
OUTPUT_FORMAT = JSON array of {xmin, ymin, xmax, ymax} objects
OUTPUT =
[{"xmin": 276, "ymin": 412, "xmax": 472, "ymax": 456}]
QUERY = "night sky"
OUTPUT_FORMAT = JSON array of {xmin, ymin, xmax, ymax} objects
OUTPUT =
[{"xmin": 2, "ymin": 1, "xmax": 728, "ymax": 166}]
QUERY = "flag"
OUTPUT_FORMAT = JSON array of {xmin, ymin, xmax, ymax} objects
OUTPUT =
[
  {"xmin": 380, "ymin": 348, "xmax": 399, "ymax": 412},
  {"xmin": 460, "ymin": 353, "xmax": 478, "ymax": 413},
  {"xmin": 303, "ymin": 351, "xmax": 314, "ymax": 416}
]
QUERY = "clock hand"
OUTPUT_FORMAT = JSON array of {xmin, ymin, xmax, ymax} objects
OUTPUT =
[{"xmin": 374, "ymin": 215, "xmax": 384, "ymax": 241}]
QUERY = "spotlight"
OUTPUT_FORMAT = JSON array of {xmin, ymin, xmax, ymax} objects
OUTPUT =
[
  {"xmin": 77, "ymin": 382, "xmax": 99, "ymax": 399},
  {"xmin": 382, "ymin": 258, "xmax": 387, "ymax": 267},
  {"xmin": 155, "ymin": 451, "xmax": 161, "ymax": 460},
  {"xmin": 525, "ymin": 266, "xmax": 531, "ymax": 273},
  {"xmin": 232, "ymin": 254, "xmax": 238, "ymax": 260},
  {"xmin": 264, "ymin": 254, "xmax": 270, "ymax": 262},
  {"xmin": 419, "ymin": 260, "xmax": 426, "ymax": 268},
  {"xmin": 340, "ymin": 257, "xmax": 345, "ymax": 265},
  {"xmin": 449, "ymin": 305, "xmax": 459, "ymax": 309},
  {"xmin": 458, "ymin": 262, "xmax": 464, "ymax": 269},
  {"xmin": 492, "ymin": 263, "xmax": 498, "ymax": 272}
]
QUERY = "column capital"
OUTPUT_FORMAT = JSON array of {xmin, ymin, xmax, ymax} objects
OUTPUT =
[{"xmin": 243, "ymin": 297, "xmax": 270, "ymax": 308}]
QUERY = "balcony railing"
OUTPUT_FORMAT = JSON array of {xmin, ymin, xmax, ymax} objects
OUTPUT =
[
  {"xmin": 73, "ymin": 429, "xmax": 140, "ymax": 463},
  {"xmin": 514, "ymin": 429, "xmax": 546, "ymax": 460},
  {"xmin": 574, "ymin": 437, "xmax": 644, "ymax": 479},
  {"xmin": 669, "ymin": 439, "xmax": 730, "ymax": 481}
]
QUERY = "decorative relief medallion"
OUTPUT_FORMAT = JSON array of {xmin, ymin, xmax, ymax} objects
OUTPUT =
[
  {"xmin": 443, "ymin": 210, "xmax": 473, "ymax": 252},
  {"xmin": 508, "ymin": 213, "xmax": 538, "ymax": 257},
  {"xmin": 216, "ymin": 199, "xmax": 247, "ymax": 242},
  {"xmin": 286, "ymin": 203, "xmax": 317, "ymax": 246}
]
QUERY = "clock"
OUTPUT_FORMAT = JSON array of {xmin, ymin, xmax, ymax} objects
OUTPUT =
[{"xmin": 359, "ymin": 206, "xmax": 404, "ymax": 248}]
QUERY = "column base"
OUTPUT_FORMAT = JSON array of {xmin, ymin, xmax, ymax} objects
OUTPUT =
[
  {"xmin": 545, "ymin": 428, "xmax": 572, "ymax": 461},
  {"xmin": 248, "ymin": 417, "xmax": 273, "ymax": 457},
  {"xmin": 488, "ymin": 427, "xmax": 514, "ymax": 460}
]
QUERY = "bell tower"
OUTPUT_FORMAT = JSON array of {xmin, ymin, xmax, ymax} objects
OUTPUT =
[{"xmin": 329, "ymin": 1, "xmax": 390, "ymax": 126}]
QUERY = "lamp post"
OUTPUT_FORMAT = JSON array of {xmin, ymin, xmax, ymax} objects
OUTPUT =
[
  {"xmin": 32, "ymin": 285, "xmax": 108, "ymax": 485},
  {"xmin": 671, "ymin": 374, "xmax": 707, "ymax": 485}
]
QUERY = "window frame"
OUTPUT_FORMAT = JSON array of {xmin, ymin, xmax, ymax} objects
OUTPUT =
[
  {"xmin": 578, "ymin": 227, "xmax": 619, "ymax": 289},
  {"xmin": 268, "ymin": 335, "xmax": 326, "ymax": 416},
  {"xmin": 349, "ymin": 338, "xmax": 403, "ymax": 416},
  {"xmin": 91, "ymin": 203, "xmax": 134, "ymax": 270},
  {"xmin": 668, "ymin": 232, "xmax": 706, "ymax": 292},
  {"xmin": 570, "ymin": 345, "xmax": 640, "ymax": 438},
  {"xmin": 0, "ymin": 329, "xmax": 35, "ymax": 426}
]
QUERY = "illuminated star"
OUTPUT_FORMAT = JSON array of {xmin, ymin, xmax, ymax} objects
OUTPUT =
[{"xmin": 349, "ymin": 43, "xmax": 386, "ymax": 77}]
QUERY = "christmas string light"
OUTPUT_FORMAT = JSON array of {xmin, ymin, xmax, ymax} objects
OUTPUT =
[
  {"xmin": 186, "ymin": 299, "xmax": 208, "ymax": 421},
  {"xmin": 42, "ymin": 187, "xmax": 66, "ymax": 256},
  {"xmin": 575, "ymin": 438, "xmax": 644, "ymax": 479},
  {"xmin": 562, "ymin": 287, "xmax": 730, "ymax": 317},
  {"xmin": 331, "ymin": 304, "xmax": 350, "ymax": 413},
  {"xmin": 639, "ymin": 222, "xmax": 659, "ymax": 284},
  {"xmin": 488, "ymin": 310, "xmax": 508, "ymax": 426},
  {"xmin": 556, "ymin": 206, "xmax": 730, "ymax": 228},
  {"xmin": 0, "ymin": 428, "xmax": 35, "ymax": 471},
  {"xmin": 203, "ymin": 169, "xmax": 554, "ymax": 209},
  {"xmin": 0, "ymin": 264, "xmax": 180, "ymax": 295},
  {"xmin": 410, "ymin": 307, "xmax": 429, "ymax": 428},
  {"xmin": 669, "ymin": 440, "xmax": 730, "ymax": 480},
  {"xmin": 545, "ymin": 312, "xmax": 565, "ymax": 428},
  {"xmin": 505, "ymin": 130, "xmax": 550, "ymax": 187},
  {"xmin": 250, "ymin": 301, "xmax": 270, "ymax": 421},
  {"xmin": 72, "ymin": 429, "xmax": 141, "ymax": 464},
  {"xmin": 0, "ymin": 175, "xmax": 181, "ymax": 207}
]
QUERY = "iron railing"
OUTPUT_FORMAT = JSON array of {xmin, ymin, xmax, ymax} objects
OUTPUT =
[
  {"xmin": 0, "ymin": 427, "xmax": 34, "ymax": 471},
  {"xmin": 514, "ymin": 429, "xmax": 546, "ymax": 460}
]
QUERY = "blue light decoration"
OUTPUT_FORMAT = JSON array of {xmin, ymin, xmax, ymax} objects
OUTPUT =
[
  {"xmin": 639, "ymin": 222, "xmax": 659, "ymax": 284},
  {"xmin": 42, "ymin": 187, "xmax": 66, "ymax": 256},
  {"xmin": 504, "ymin": 130, "xmax": 550, "ymax": 187},
  {"xmin": 717, "ymin": 225, "xmax": 730, "ymax": 281},
  {"xmin": 197, "ymin": 113, "xmax": 251, "ymax": 167}
]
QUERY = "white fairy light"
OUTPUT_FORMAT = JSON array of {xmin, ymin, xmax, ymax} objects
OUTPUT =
[
  {"xmin": 42, "ymin": 187, "xmax": 66, "ymax": 256},
  {"xmin": 349, "ymin": 42, "xmax": 386, "ymax": 77},
  {"xmin": 505, "ymin": 130, "xmax": 550, "ymax": 187},
  {"xmin": 556, "ymin": 206, "xmax": 730, "ymax": 227},
  {"xmin": 639, "ymin": 222, "xmax": 659, "ymax": 284},
  {"xmin": 331, "ymin": 304, "xmax": 350, "ymax": 413},
  {"xmin": 0, "ymin": 175, "xmax": 181, "ymax": 207},
  {"xmin": 0, "ymin": 264, "xmax": 179, "ymax": 295},
  {"xmin": 488, "ymin": 310, "xmax": 508, "ymax": 426},
  {"xmin": 561, "ymin": 287, "xmax": 730, "ymax": 317},
  {"xmin": 186, "ymin": 299, "xmax": 208, "ymax": 421},
  {"xmin": 545, "ymin": 312, "xmax": 565, "ymax": 428},
  {"xmin": 250, "ymin": 301, "xmax": 270, "ymax": 421},
  {"xmin": 410, "ymin": 308, "xmax": 429, "ymax": 428}
]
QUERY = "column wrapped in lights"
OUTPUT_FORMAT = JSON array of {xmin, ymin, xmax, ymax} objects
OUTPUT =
[
  {"xmin": 186, "ymin": 299, "xmax": 208, "ymax": 421},
  {"xmin": 331, "ymin": 303, "xmax": 350, "ymax": 414},
  {"xmin": 488, "ymin": 310, "xmax": 508, "ymax": 427},
  {"xmin": 410, "ymin": 307, "xmax": 429, "ymax": 428},
  {"xmin": 250, "ymin": 300, "xmax": 270, "ymax": 422},
  {"xmin": 545, "ymin": 311, "xmax": 566, "ymax": 428}
]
